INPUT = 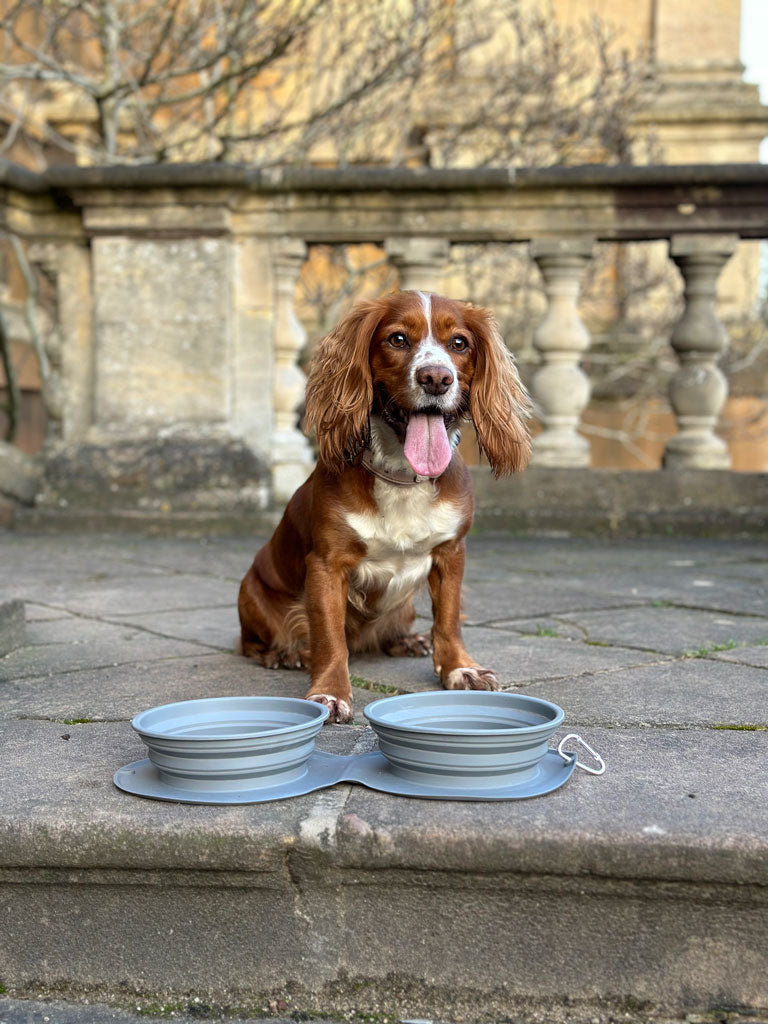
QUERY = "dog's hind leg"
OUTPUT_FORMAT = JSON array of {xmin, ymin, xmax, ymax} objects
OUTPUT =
[
  {"xmin": 238, "ymin": 568, "xmax": 310, "ymax": 670},
  {"xmin": 355, "ymin": 597, "xmax": 433, "ymax": 658}
]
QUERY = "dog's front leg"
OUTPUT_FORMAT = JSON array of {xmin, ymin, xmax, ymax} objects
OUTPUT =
[
  {"xmin": 429, "ymin": 539, "xmax": 499, "ymax": 691},
  {"xmin": 303, "ymin": 551, "xmax": 355, "ymax": 723}
]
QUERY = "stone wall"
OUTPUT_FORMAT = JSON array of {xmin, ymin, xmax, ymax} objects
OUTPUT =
[{"xmin": 0, "ymin": 161, "xmax": 767, "ymax": 526}]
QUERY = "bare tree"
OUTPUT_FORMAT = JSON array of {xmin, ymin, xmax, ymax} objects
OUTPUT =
[
  {"xmin": 0, "ymin": 0, "xmax": 645, "ymax": 168},
  {"xmin": 6, "ymin": 0, "xmax": 706, "ymax": 468},
  {"xmin": 0, "ymin": 0, "xmax": 459, "ymax": 165}
]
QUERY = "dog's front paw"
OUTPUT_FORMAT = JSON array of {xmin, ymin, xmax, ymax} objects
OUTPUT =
[
  {"xmin": 306, "ymin": 693, "xmax": 353, "ymax": 724},
  {"xmin": 444, "ymin": 666, "xmax": 499, "ymax": 691}
]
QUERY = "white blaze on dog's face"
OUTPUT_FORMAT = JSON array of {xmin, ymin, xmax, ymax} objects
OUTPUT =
[
  {"xmin": 406, "ymin": 291, "xmax": 462, "ymax": 411},
  {"xmin": 367, "ymin": 291, "xmax": 478, "ymax": 477}
]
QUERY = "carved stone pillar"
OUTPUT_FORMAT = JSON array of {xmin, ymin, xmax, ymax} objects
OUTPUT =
[
  {"xmin": 529, "ymin": 239, "xmax": 594, "ymax": 467},
  {"xmin": 271, "ymin": 237, "xmax": 314, "ymax": 503},
  {"xmin": 663, "ymin": 235, "xmax": 738, "ymax": 470},
  {"xmin": 385, "ymin": 237, "xmax": 451, "ymax": 292}
]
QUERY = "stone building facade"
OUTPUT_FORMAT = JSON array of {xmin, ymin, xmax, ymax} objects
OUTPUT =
[{"xmin": 0, "ymin": 0, "xmax": 766, "ymax": 497}]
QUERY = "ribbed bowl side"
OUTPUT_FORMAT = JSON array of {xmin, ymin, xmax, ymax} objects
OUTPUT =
[
  {"xmin": 364, "ymin": 692, "xmax": 565, "ymax": 789},
  {"xmin": 132, "ymin": 697, "xmax": 328, "ymax": 793},
  {"xmin": 144, "ymin": 733, "xmax": 320, "ymax": 791},
  {"xmin": 372, "ymin": 727, "xmax": 556, "ymax": 787}
]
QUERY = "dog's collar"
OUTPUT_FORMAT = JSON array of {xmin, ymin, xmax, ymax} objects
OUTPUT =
[{"xmin": 359, "ymin": 448, "xmax": 436, "ymax": 487}]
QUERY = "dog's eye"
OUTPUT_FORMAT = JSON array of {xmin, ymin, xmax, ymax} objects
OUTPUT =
[
  {"xmin": 451, "ymin": 335, "xmax": 469, "ymax": 352},
  {"xmin": 387, "ymin": 332, "xmax": 408, "ymax": 349}
]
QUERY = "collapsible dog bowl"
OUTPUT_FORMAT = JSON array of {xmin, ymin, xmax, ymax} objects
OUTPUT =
[
  {"xmin": 116, "ymin": 696, "xmax": 330, "ymax": 802},
  {"xmin": 115, "ymin": 692, "xmax": 603, "ymax": 804},
  {"xmin": 363, "ymin": 691, "xmax": 564, "ymax": 790}
]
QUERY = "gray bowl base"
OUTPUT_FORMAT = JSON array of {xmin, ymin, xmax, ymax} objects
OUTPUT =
[
  {"xmin": 114, "ymin": 749, "xmax": 345, "ymax": 805},
  {"xmin": 114, "ymin": 748, "xmax": 576, "ymax": 805}
]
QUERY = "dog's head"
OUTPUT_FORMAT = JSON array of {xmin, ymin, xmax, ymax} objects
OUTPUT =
[{"xmin": 304, "ymin": 290, "xmax": 531, "ymax": 477}]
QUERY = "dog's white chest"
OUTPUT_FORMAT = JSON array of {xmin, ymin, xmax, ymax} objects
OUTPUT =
[{"xmin": 345, "ymin": 482, "xmax": 461, "ymax": 612}]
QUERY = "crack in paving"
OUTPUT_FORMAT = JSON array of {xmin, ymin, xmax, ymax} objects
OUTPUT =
[
  {"xmin": 9, "ymin": 599, "xmax": 237, "ymax": 653},
  {"xmin": 0, "ymin": 649, "xmax": 224, "ymax": 683},
  {"xmin": 475, "ymin": 602, "xmax": 648, "ymax": 628}
]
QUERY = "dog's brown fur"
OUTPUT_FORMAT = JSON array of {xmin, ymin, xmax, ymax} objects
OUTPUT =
[{"xmin": 238, "ymin": 291, "xmax": 530, "ymax": 722}]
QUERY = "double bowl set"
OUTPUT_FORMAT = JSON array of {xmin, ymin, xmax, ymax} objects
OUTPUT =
[{"xmin": 115, "ymin": 691, "xmax": 603, "ymax": 804}]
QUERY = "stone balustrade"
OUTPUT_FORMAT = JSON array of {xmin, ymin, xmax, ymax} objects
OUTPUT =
[{"xmin": 0, "ymin": 160, "xmax": 766, "ymax": 516}]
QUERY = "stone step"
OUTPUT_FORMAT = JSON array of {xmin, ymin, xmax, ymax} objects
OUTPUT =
[{"xmin": 2, "ymin": 719, "xmax": 768, "ymax": 1019}]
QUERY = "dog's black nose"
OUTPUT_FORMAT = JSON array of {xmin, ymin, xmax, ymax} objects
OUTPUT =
[{"xmin": 416, "ymin": 363, "xmax": 454, "ymax": 396}]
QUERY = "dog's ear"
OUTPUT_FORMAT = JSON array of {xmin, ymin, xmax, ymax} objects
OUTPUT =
[
  {"xmin": 304, "ymin": 299, "xmax": 384, "ymax": 471},
  {"xmin": 463, "ymin": 304, "xmax": 532, "ymax": 477}
]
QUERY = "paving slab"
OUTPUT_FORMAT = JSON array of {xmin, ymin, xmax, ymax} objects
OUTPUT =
[
  {"xmin": 524, "ymin": 656, "xmax": 768, "ymax": 728},
  {"xmin": 496, "ymin": 604, "xmax": 768, "ymax": 656},
  {"xmin": 0, "ymin": 537, "xmax": 174, "ymax": 579},
  {"xmin": 464, "ymin": 534, "xmax": 766, "ymax": 574},
  {"xmin": 1, "ymin": 572, "xmax": 239, "ymax": 617},
  {"xmin": 0, "ymin": 652, "xmax": 382, "ymax": 722},
  {"xmin": 0, "ymin": 623, "xmax": 214, "ymax": 683},
  {"xmin": 109, "ymin": 603, "xmax": 241, "ymax": 650},
  {"xmin": 350, "ymin": 625, "xmax": 665, "ymax": 690},
  {"xmin": 459, "ymin": 576, "xmax": 645, "ymax": 624},
  {"xmin": 592, "ymin": 568, "xmax": 768, "ymax": 616},
  {"xmin": 117, "ymin": 535, "xmax": 264, "ymax": 578},
  {"xmin": 712, "ymin": 643, "xmax": 768, "ymax": 668}
]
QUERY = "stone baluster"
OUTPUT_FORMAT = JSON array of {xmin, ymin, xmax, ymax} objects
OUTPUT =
[
  {"xmin": 271, "ymin": 237, "xmax": 314, "ymax": 503},
  {"xmin": 663, "ymin": 235, "xmax": 738, "ymax": 470},
  {"xmin": 385, "ymin": 237, "xmax": 451, "ymax": 292},
  {"xmin": 529, "ymin": 239, "xmax": 595, "ymax": 467}
]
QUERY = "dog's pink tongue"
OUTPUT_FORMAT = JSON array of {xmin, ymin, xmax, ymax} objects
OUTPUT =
[{"xmin": 404, "ymin": 413, "xmax": 452, "ymax": 477}]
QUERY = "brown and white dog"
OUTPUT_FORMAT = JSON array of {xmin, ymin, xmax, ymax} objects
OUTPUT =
[{"xmin": 238, "ymin": 290, "xmax": 531, "ymax": 723}]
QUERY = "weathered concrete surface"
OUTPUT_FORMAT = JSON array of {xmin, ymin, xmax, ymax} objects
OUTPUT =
[
  {"xmin": 0, "ymin": 599, "xmax": 25, "ymax": 655},
  {"xmin": 1, "ymin": 531, "xmax": 767, "ymax": 1020}
]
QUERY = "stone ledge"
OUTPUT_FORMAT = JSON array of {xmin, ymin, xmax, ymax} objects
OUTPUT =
[
  {"xmin": 11, "ymin": 467, "xmax": 768, "ymax": 537},
  {"xmin": 3, "ymin": 722, "xmax": 766, "ymax": 886},
  {"xmin": 3, "ymin": 156, "xmax": 768, "ymax": 194},
  {"xmin": 34, "ymin": 436, "xmax": 270, "ymax": 517},
  {"xmin": 2, "ymin": 720, "xmax": 768, "ymax": 1013},
  {"xmin": 470, "ymin": 467, "xmax": 768, "ymax": 536}
]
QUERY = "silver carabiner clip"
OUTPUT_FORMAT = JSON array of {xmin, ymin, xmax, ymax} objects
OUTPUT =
[{"xmin": 557, "ymin": 733, "xmax": 606, "ymax": 776}]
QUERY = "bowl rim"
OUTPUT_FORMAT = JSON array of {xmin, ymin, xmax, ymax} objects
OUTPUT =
[
  {"xmin": 132, "ymin": 695, "xmax": 329, "ymax": 741},
  {"xmin": 363, "ymin": 690, "xmax": 564, "ymax": 736}
]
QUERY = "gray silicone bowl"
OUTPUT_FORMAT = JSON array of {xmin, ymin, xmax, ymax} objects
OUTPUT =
[
  {"xmin": 363, "ymin": 690, "xmax": 565, "ymax": 789},
  {"xmin": 131, "ymin": 696, "xmax": 329, "ymax": 794}
]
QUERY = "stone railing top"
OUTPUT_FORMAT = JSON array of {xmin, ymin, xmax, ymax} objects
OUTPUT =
[
  {"xmin": 2, "ymin": 158, "xmax": 767, "ymax": 242},
  {"xmin": 2, "ymin": 158, "xmax": 768, "ymax": 193}
]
